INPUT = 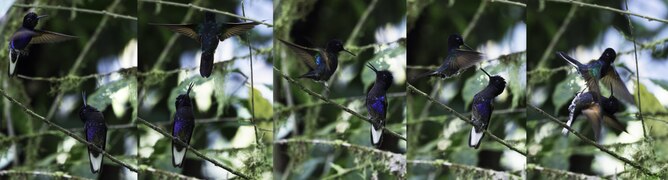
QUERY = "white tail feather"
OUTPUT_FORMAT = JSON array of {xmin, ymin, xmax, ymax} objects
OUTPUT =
[
  {"xmin": 562, "ymin": 119, "xmax": 573, "ymax": 135},
  {"xmin": 173, "ymin": 146, "xmax": 186, "ymax": 166},
  {"xmin": 469, "ymin": 127, "xmax": 484, "ymax": 148},
  {"xmin": 9, "ymin": 53, "xmax": 17, "ymax": 76},
  {"xmin": 370, "ymin": 126, "xmax": 382, "ymax": 145},
  {"xmin": 89, "ymin": 152, "xmax": 102, "ymax": 173}
]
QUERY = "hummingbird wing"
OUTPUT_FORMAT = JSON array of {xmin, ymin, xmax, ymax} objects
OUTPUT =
[
  {"xmin": 449, "ymin": 49, "xmax": 484, "ymax": 74},
  {"xmin": 278, "ymin": 39, "xmax": 320, "ymax": 70},
  {"xmin": 27, "ymin": 30, "xmax": 77, "ymax": 44},
  {"xmin": 218, "ymin": 22, "xmax": 260, "ymax": 41},
  {"xmin": 582, "ymin": 104, "xmax": 603, "ymax": 142},
  {"xmin": 556, "ymin": 52, "xmax": 584, "ymax": 68},
  {"xmin": 600, "ymin": 68, "xmax": 635, "ymax": 105},
  {"xmin": 151, "ymin": 23, "xmax": 200, "ymax": 42},
  {"xmin": 603, "ymin": 115, "xmax": 627, "ymax": 133}
]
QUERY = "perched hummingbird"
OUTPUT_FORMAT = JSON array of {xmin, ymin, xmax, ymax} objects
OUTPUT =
[
  {"xmin": 562, "ymin": 86, "xmax": 627, "ymax": 140},
  {"xmin": 172, "ymin": 82, "xmax": 195, "ymax": 167},
  {"xmin": 79, "ymin": 92, "xmax": 107, "ymax": 173},
  {"xmin": 8, "ymin": 12, "xmax": 77, "ymax": 77},
  {"xmin": 556, "ymin": 48, "xmax": 635, "ymax": 105},
  {"xmin": 278, "ymin": 38, "xmax": 355, "ymax": 85},
  {"xmin": 365, "ymin": 63, "xmax": 393, "ymax": 148},
  {"xmin": 151, "ymin": 12, "xmax": 260, "ymax": 78},
  {"xmin": 411, "ymin": 34, "xmax": 483, "ymax": 82},
  {"xmin": 469, "ymin": 68, "xmax": 506, "ymax": 149}
]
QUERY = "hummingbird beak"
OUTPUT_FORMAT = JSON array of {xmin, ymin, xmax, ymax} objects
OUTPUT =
[
  {"xmin": 186, "ymin": 82, "xmax": 194, "ymax": 96},
  {"xmin": 82, "ymin": 91, "xmax": 87, "ymax": 106},
  {"xmin": 37, "ymin": 15, "xmax": 48, "ymax": 19},
  {"xmin": 343, "ymin": 49, "xmax": 356, "ymax": 56},
  {"xmin": 463, "ymin": 43, "xmax": 474, "ymax": 51},
  {"xmin": 366, "ymin": 63, "xmax": 378, "ymax": 73},
  {"xmin": 480, "ymin": 68, "xmax": 491, "ymax": 78}
]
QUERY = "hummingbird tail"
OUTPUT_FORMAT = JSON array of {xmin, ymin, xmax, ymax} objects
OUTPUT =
[
  {"xmin": 468, "ymin": 127, "xmax": 485, "ymax": 149},
  {"xmin": 172, "ymin": 143, "xmax": 187, "ymax": 167},
  {"xmin": 370, "ymin": 125, "xmax": 383, "ymax": 148},
  {"xmin": 556, "ymin": 52, "xmax": 583, "ymax": 68},
  {"xmin": 562, "ymin": 118, "xmax": 573, "ymax": 135},
  {"xmin": 8, "ymin": 50, "xmax": 19, "ymax": 77},
  {"xmin": 200, "ymin": 52, "xmax": 214, "ymax": 78},
  {"xmin": 88, "ymin": 150, "xmax": 103, "ymax": 173}
]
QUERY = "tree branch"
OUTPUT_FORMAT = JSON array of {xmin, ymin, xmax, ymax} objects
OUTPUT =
[
  {"xmin": 490, "ymin": 0, "xmax": 526, "ymax": 7},
  {"xmin": 139, "ymin": 165, "xmax": 200, "ymax": 180},
  {"xmin": 546, "ymin": 0, "xmax": 668, "ymax": 23},
  {"xmin": 136, "ymin": 117, "xmax": 250, "ymax": 179},
  {"xmin": 273, "ymin": 67, "xmax": 407, "ymax": 141},
  {"xmin": 624, "ymin": 0, "xmax": 647, "ymax": 139},
  {"xmin": 139, "ymin": 0, "xmax": 272, "ymax": 27},
  {"xmin": 345, "ymin": 0, "xmax": 379, "ymax": 46},
  {"xmin": 528, "ymin": 104, "xmax": 658, "ymax": 177},
  {"xmin": 408, "ymin": 159, "xmax": 520, "ymax": 179},
  {"xmin": 407, "ymin": 85, "xmax": 527, "ymax": 156},
  {"xmin": 0, "ymin": 88, "xmax": 138, "ymax": 172},
  {"xmin": 537, "ymin": 4, "xmax": 577, "ymax": 68},
  {"xmin": 0, "ymin": 170, "xmax": 91, "ymax": 180},
  {"xmin": 527, "ymin": 164, "xmax": 601, "ymax": 179},
  {"xmin": 12, "ymin": 3, "xmax": 137, "ymax": 21}
]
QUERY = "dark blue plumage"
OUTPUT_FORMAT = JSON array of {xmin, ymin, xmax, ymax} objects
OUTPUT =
[
  {"xmin": 152, "ymin": 12, "xmax": 260, "ymax": 78},
  {"xmin": 556, "ymin": 48, "xmax": 635, "ymax": 105},
  {"xmin": 468, "ymin": 68, "xmax": 506, "ymax": 149},
  {"xmin": 411, "ymin": 34, "xmax": 483, "ymax": 82},
  {"xmin": 365, "ymin": 63, "xmax": 393, "ymax": 148},
  {"xmin": 563, "ymin": 85, "xmax": 627, "ymax": 142},
  {"xmin": 79, "ymin": 92, "xmax": 107, "ymax": 173},
  {"xmin": 172, "ymin": 83, "xmax": 195, "ymax": 167},
  {"xmin": 8, "ymin": 12, "xmax": 76, "ymax": 77},
  {"xmin": 278, "ymin": 39, "xmax": 355, "ymax": 84}
]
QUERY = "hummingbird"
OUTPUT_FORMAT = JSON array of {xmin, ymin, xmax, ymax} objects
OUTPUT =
[
  {"xmin": 411, "ymin": 34, "xmax": 483, "ymax": 82},
  {"xmin": 151, "ymin": 12, "xmax": 260, "ymax": 78},
  {"xmin": 556, "ymin": 48, "xmax": 635, "ymax": 105},
  {"xmin": 172, "ymin": 82, "xmax": 195, "ymax": 167},
  {"xmin": 8, "ymin": 12, "xmax": 77, "ymax": 77},
  {"xmin": 469, "ymin": 68, "xmax": 506, "ymax": 149},
  {"xmin": 562, "ymin": 86, "xmax": 627, "ymax": 140},
  {"xmin": 79, "ymin": 92, "xmax": 107, "ymax": 173},
  {"xmin": 278, "ymin": 38, "xmax": 355, "ymax": 88},
  {"xmin": 365, "ymin": 63, "xmax": 393, "ymax": 148}
]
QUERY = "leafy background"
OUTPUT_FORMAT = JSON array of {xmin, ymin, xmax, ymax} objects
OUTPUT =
[
  {"xmin": 0, "ymin": 0, "xmax": 137, "ymax": 179},
  {"xmin": 137, "ymin": 0, "xmax": 273, "ymax": 179},
  {"xmin": 527, "ymin": 0, "xmax": 668, "ymax": 178},
  {"xmin": 406, "ymin": 0, "xmax": 526, "ymax": 178},
  {"xmin": 273, "ymin": 0, "xmax": 407, "ymax": 179}
]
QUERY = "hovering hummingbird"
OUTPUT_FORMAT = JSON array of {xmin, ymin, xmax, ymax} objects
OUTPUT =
[
  {"xmin": 278, "ymin": 38, "xmax": 355, "ymax": 88},
  {"xmin": 556, "ymin": 48, "xmax": 635, "ymax": 105},
  {"xmin": 469, "ymin": 68, "xmax": 506, "ymax": 149},
  {"xmin": 365, "ymin": 63, "xmax": 393, "ymax": 148},
  {"xmin": 79, "ymin": 92, "xmax": 107, "ymax": 173},
  {"xmin": 172, "ymin": 82, "xmax": 195, "ymax": 167},
  {"xmin": 411, "ymin": 34, "xmax": 483, "ymax": 82},
  {"xmin": 151, "ymin": 12, "xmax": 260, "ymax": 78},
  {"xmin": 8, "ymin": 12, "xmax": 77, "ymax": 77},
  {"xmin": 562, "ymin": 86, "xmax": 627, "ymax": 141}
]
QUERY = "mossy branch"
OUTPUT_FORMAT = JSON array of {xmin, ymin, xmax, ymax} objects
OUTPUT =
[
  {"xmin": 0, "ymin": 88, "xmax": 138, "ymax": 172},
  {"xmin": 408, "ymin": 159, "xmax": 521, "ymax": 179},
  {"xmin": 407, "ymin": 85, "xmax": 527, "ymax": 156},
  {"xmin": 345, "ymin": 0, "xmax": 379, "ymax": 47},
  {"xmin": 17, "ymin": 68, "xmax": 136, "ymax": 82},
  {"xmin": 547, "ymin": 0, "xmax": 668, "ymax": 23},
  {"xmin": 12, "ymin": 3, "xmax": 137, "ymax": 21},
  {"xmin": 139, "ymin": 165, "xmax": 199, "ymax": 180},
  {"xmin": 0, "ymin": 170, "xmax": 90, "ymax": 180},
  {"xmin": 528, "ymin": 104, "xmax": 658, "ymax": 177},
  {"xmin": 274, "ymin": 67, "xmax": 407, "ymax": 141},
  {"xmin": 136, "ymin": 117, "xmax": 250, "ymax": 179},
  {"xmin": 139, "ymin": 0, "xmax": 273, "ymax": 27},
  {"xmin": 624, "ymin": 0, "xmax": 647, "ymax": 139},
  {"xmin": 527, "ymin": 164, "xmax": 601, "ymax": 179},
  {"xmin": 276, "ymin": 92, "xmax": 406, "ymax": 115},
  {"xmin": 407, "ymin": 51, "xmax": 526, "ymax": 70}
]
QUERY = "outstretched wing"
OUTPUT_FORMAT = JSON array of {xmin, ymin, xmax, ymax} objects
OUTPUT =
[
  {"xmin": 151, "ymin": 23, "xmax": 200, "ymax": 42},
  {"xmin": 601, "ymin": 68, "xmax": 635, "ymax": 105},
  {"xmin": 449, "ymin": 49, "xmax": 484, "ymax": 72},
  {"xmin": 278, "ymin": 39, "xmax": 321, "ymax": 70},
  {"xmin": 29, "ymin": 30, "xmax": 77, "ymax": 44},
  {"xmin": 219, "ymin": 22, "xmax": 260, "ymax": 41}
]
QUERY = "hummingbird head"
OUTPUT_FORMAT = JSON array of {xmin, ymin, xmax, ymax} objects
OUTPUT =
[
  {"xmin": 327, "ymin": 39, "xmax": 355, "ymax": 56},
  {"xmin": 448, "ymin": 34, "xmax": 472, "ymax": 50},
  {"xmin": 79, "ymin": 92, "xmax": 99, "ymax": 122},
  {"xmin": 23, "ymin": 12, "xmax": 46, "ymax": 29},
  {"xmin": 204, "ymin": 11, "xmax": 216, "ymax": 22},
  {"xmin": 176, "ymin": 82, "xmax": 194, "ymax": 107},
  {"xmin": 481, "ymin": 68, "xmax": 506, "ymax": 96},
  {"xmin": 600, "ymin": 48, "xmax": 617, "ymax": 64},
  {"xmin": 367, "ymin": 63, "xmax": 393, "ymax": 89},
  {"xmin": 603, "ymin": 83, "xmax": 621, "ymax": 113}
]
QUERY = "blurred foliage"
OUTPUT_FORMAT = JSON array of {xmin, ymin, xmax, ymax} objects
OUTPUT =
[
  {"xmin": 274, "ymin": 0, "xmax": 406, "ymax": 179},
  {"xmin": 406, "ymin": 0, "xmax": 526, "ymax": 179}
]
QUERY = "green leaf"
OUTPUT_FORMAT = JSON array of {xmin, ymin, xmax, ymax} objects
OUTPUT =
[
  {"xmin": 650, "ymin": 79, "xmax": 668, "ymax": 91},
  {"xmin": 87, "ymin": 79, "xmax": 130, "ymax": 111},
  {"xmin": 329, "ymin": 162, "xmax": 345, "ymax": 173},
  {"xmin": 551, "ymin": 75, "xmax": 582, "ymax": 113},
  {"xmin": 636, "ymin": 82, "xmax": 666, "ymax": 114},
  {"xmin": 361, "ymin": 46, "xmax": 405, "ymax": 89},
  {"xmin": 507, "ymin": 55, "xmax": 526, "ymax": 108},
  {"xmin": 248, "ymin": 86, "xmax": 273, "ymax": 119}
]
